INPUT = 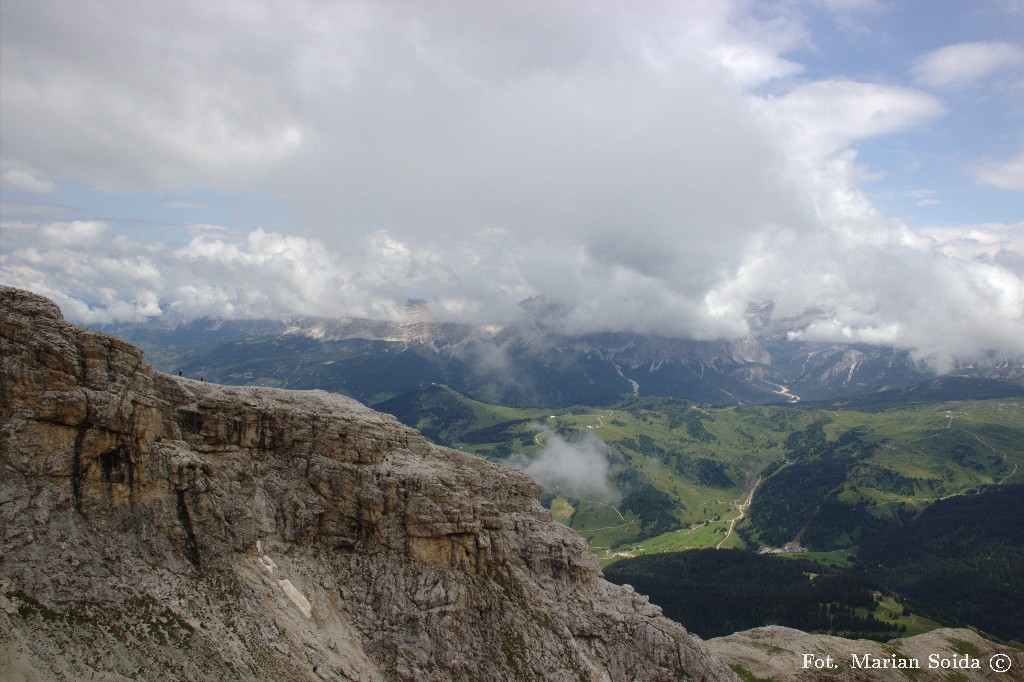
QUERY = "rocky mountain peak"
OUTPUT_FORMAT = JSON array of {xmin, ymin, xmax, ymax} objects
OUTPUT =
[{"xmin": 0, "ymin": 285, "xmax": 737, "ymax": 681}]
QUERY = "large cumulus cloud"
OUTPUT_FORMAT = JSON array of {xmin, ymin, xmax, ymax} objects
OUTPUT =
[{"xmin": 1, "ymin": 0, "xmax": 1023, "ymax": 366}]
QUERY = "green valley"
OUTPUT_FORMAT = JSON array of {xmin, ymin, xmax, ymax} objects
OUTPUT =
[
  {"xmin": 379, "ymin": 389, "xmax": 1023, "ymax": 556},
  {"xmin": 378, "ymin": 387, "xmax": 1024, "ymax": 642}
]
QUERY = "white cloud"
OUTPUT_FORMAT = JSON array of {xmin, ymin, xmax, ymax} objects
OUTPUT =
[
  {"xmin": 927, "ymin": 221, "xmax": 1024, "ymax": 261},
  {"xmin": 912, "ymin": 41, "xmax": 1024, "ymax": 88},
  {"xmin": 170, "ymin": 228, "xmax": 405, "ymax": 321},
  {"xmin": 0, "ymin": 0, "xmax": 307, "ymax": 191},
  {"xmin": 505, "ymin": 430, "xmax": 616, "ymax": 501},
  {"xmin": 40, "ymin": 220, "xmax": 108, "ymax": 248},
  {"xmin": 972, "ymin": 147, "xmax": 1024, "ymax": 190},
  {"xmin": 1, "ymin": 167, "xmax": 55, "ymax": 194},
  {"xmin": 1, "ymin": 1, "xmax": 1023, "ymax": 367},
  {"xmin": 756, "ymin": 80, "xmax": 945, "ymax": 157}
]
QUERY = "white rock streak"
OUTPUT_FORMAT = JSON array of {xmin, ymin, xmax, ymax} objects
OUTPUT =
[
  {"xmin": 277, "ymin": 579, "xmax": 313, "ymax": 620},
  {"xmin": 257, "ymin": 539, "xmax": 311, "ymax": 619}
]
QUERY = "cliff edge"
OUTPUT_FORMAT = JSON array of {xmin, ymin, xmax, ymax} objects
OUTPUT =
[{"xmin": 0, "ymin": 286, "xmax": 737, "ymax": 681}]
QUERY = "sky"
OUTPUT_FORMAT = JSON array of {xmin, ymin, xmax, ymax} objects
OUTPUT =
[{"xmin": 1, "ymin": 0, "xmax": 1023, "ymax": 369}]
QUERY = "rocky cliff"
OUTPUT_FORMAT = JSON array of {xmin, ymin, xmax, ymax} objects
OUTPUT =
[{"xmin": 0, "ymin": 285, "xmax": 738, "ymax": 681}]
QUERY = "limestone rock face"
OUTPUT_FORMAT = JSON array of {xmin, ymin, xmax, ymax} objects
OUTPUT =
[
  {"xmin": 0, "ymin": 286, "xmax": 738, "ymax": 681},
  {"xmin": 709, "ymin": 626, "xmax": 1024, "ymax": 682}
]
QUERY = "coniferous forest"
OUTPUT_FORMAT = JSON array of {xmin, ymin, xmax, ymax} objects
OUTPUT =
[{"xmin": 603, "ymin": 549, "xmax": 901, "ymax": 639}]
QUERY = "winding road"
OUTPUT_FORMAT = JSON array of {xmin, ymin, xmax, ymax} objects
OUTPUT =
[{"xmin": 716, "ymin": 479, "xmax": 760, "ymax": 549}]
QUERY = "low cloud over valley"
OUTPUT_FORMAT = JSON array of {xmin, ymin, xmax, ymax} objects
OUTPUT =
[{"xmin": 506, "ymin": 430, "xmax": 617, "ymax": 503}]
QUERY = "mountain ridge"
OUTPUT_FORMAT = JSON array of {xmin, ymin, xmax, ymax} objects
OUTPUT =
[
  {"xmin": 93, "ymin": 305, "xmax": 1023, "ymax": 409},
  {"xmin": 0, "ymin": 285, "xmax": 737, "ymax": 681}
]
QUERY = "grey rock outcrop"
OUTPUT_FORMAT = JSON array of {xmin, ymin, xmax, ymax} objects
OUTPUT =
[
  {"xmin": 0, "ymin": 286, "xmax": 738, "ymax": 681},
  {"xmin": 709, "ymin": 625, "xmax": 1023, "ymax": 681}
]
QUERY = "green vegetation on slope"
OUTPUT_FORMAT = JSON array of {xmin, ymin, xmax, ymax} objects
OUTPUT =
[
  {"xmin": 379, "ymin": 390, "xmax": 1024, "ymax": 566},
  {"xmin": 737, "ymin": 400, "xmax": 1023, "ymax": 552}
]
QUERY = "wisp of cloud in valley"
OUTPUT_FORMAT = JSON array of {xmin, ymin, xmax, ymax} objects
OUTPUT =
[{"xmin": 505, "ymin": 430, "xmax": 616, "ymax": 503}]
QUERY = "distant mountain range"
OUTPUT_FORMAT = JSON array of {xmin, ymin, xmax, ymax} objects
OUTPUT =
[{"xmin": 94, "ymin": 300, "xmax": 1023, "ymax": 408}]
